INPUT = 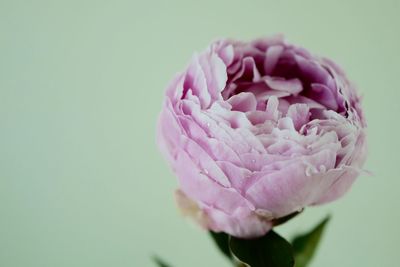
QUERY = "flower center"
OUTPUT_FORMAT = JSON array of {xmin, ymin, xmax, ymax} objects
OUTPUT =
[{"xmin": 221, "ymin": 44, "xmax": 347, "ymax": 129}]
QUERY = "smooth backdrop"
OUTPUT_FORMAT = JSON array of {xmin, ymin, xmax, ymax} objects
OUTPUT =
[{"xmin": 1, "ymin": 0, "xmax": 399, "ymax": 266}]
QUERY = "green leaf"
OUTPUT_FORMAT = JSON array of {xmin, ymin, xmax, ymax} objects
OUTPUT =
[
  {"xmin": 229, "ymin": 230, "xmax": 295, "ymax": 267},
  {"xmin": 152, "ymin": 255, "xmax": 172, "ymax": 267},
  {"xmin": 292, "ymin": 216, "xmax": 330, "ymax": 267},
  {"xmin": 209, "ymin": 231, "xmax": 233, "ymax": 261}
]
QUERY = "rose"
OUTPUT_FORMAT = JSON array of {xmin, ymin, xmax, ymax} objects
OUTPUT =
[{"xmin": 157, "ymin": 35, "xmax": 367, "ymax": 238}]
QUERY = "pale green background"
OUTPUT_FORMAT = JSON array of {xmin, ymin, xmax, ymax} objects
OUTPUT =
[{"xmin": 1, "ymin": 0, "xmax": 399, "ymax": 266}]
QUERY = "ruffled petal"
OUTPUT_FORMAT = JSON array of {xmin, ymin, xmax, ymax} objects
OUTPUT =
[{"xmin": 227, "ymin": 92, "xmax": 258, "ymax": 112}]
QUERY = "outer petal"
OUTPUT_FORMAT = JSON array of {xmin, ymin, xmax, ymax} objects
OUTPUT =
[
  {"xmin": 204, "ymin": 205, "xmax": 272, "ymax": 238},
  {"xmin": 245, "ymin": 149, "xmax": 338, "ymax": 217},
  {"xmin": 312, "ymin": 167, "xmax": 358, "ymax": 205},
  {"xmin": 174, "ymin": 147, "xmax": 246, "ymax": 211},
  {"xmin": 157, "ymin": 99, "xmax": 185, "ymax": 163}
]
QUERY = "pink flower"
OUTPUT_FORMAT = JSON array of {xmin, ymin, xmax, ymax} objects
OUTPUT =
[{"xmin": 157, "ymin": 35, "xmax": 367, "ymax": 238}]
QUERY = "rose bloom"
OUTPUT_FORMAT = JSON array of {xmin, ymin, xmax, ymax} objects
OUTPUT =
[{"xmin": 157, "ymin": 35, "xmax": 367, "ymax": 238}]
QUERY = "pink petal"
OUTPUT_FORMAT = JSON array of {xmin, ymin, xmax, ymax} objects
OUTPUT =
[
  {"xmin": 287, "ymin": 104, "xmax": 311, "ymax": 130},
  {"xmin": 264, "ymin": 77, "xmax": 303, "ymax": 95},
  {"xmin": 245, "ymin": 149, "xmax": 338, "ymax": 217},
  {"xmin": 264, "ymin": 45, "xmax": 284, "ymax": 74},
  {"xmin": 227, "ymin": 92, "xmax": 258, "ymax": 112}
]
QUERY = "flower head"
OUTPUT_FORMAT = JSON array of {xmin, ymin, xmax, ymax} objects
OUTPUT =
[{"xmin": 157, "ymin": 35, "xmax": 367, "ymax": 238}]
